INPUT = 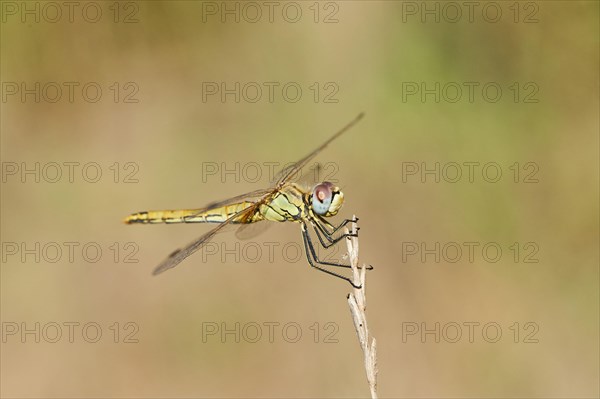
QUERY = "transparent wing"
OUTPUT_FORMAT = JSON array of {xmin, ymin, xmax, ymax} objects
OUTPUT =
[
  {"xmin": 235, "ymin": 221, "xmax": 272, "ymax": 240},
  {"xmin": 270, "ymin": 163, "xmax": 298, "ymax": 185},
  {"xmin": 152, "ymin": 205, "xmax": 258, "ymax": 275},
  {"xmin": 275, "ymin": 113, "xmax": 364, "ymax": 187},
  {"xmin": 295, "ymin": 162, "xmax": 326, "ymax": 189},
  {"xmin": 194, "ymin": 188, "xmax": 274, "ymax": 214},
  {"xmin": 151, "ymin": 114, "xmax": 364, "ymax": 274}
]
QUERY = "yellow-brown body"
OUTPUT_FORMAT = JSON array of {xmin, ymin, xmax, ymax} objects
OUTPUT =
[{"xmin": 124, "ymin": 183, "xmax": 311, "ymax": 225}]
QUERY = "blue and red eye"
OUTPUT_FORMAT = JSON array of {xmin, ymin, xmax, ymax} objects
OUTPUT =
[{"xmin": 312, "ymin": 182, "xmax": 334, "ymax": 215}]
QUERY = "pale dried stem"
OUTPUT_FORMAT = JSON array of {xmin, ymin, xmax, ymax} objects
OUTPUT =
[{"xmin": 346, "ymin": 217, "xmax": 378, "ymax": 399}]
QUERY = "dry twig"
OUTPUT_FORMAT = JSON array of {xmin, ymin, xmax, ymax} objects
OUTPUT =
[{"xmin": 346, "ymin": 217, "xmax": 378, "ymax": 398}]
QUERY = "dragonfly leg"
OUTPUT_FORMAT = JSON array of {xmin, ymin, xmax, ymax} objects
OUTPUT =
[
  {"xmin": 311, "ymin": 218, "xmax": 374, "ymax": 271},
  {"xmin": 302, "ymin": 225, "xmax": 351, "ymax": 269},
  {"xmin": 316, "ymin": 216, "xmax": 359, "ymax": 236},
  {"xmin": 311, "ymin": 219, "xmax": 356, "ymax": 249},
  {"xmin": 301, "ymin": 223, "xmax": 361, "ymax": 288}
]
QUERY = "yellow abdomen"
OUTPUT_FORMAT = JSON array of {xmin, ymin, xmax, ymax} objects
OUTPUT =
[{"xmin": 124, "ymin": 201, "xmax": 256, "ymax": 224}]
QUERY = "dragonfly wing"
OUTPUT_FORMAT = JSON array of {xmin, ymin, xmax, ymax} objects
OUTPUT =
[
  {"xmin": 270, "ymin": 162, "xmax": 300, "ymax": 185},
  {"xmin": 276, "ymin": 113, "xmax": 364, "ymax": 186},
  {"xmin": 295, "ymin": 162, "xmax": 326, "ymax": 189},
  {"xmin": 199, "ymin": 188, "xmax": 273, "ymax": 212},
  {"xmin": 149, "ymin": 114, "xmax": 364, "ymax": 274},
  {"xmin": 176, "ymin": 187, "xmax": 274, "ymax": 222},
  {"xmin": 235, "ymin": 221, "xmax": 272, "ymax": 240},
  {"xmin": 273, "ymin": 163, "xmax": 328, "ymax": 190},
  {"xmin": 152, "ymin": 205, "xmax": 257, "ymax": 275}
]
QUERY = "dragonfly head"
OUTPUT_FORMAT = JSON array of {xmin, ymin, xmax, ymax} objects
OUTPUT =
[{"xmin": 311, "ymin": 182, "xmax": 344, "ymax": 217}]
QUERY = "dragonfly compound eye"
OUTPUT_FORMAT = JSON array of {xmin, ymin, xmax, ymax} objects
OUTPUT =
[{"xmin": 312, "ymin": 182, "xmax": 334, "ymax": 215}]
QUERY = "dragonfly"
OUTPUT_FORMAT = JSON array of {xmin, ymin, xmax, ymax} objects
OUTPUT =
[{"xmin": 124, "ymin": 113, "xmax": 370, "ymax": 287}]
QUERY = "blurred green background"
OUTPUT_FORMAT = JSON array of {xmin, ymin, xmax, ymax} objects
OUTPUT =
[{"xmin": 1, "ymin": 1, "xmax": 598, "ymax": 398}]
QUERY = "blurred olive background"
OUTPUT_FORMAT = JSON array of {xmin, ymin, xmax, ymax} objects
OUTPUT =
[{"xmin": 1, "ymin": 1, "xmax": 598, "ymax": 398}]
